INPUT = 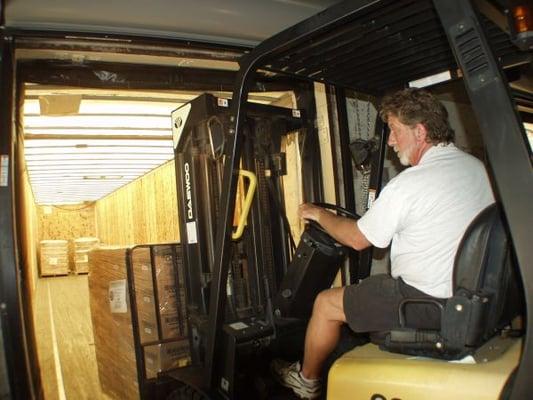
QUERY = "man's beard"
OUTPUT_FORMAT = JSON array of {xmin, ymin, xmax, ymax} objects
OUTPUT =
[{"xmin": 395, "ymin": 143, "xmax": 415, "ymax": 166}]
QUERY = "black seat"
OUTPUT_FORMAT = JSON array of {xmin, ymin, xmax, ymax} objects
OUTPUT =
[{"xmin": 381, "ymin": 204, "xmax": 523, "ymax": 360}]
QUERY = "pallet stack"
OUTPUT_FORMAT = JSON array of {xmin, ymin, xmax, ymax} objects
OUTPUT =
[
  {"xmin": 39, "ymin": 240, "xmax": 69, "ymax": 276},
  {"xmin": 131, "ymin": 245, "xmax": 184, "ymax": 343},
  {"xmin": 88, "ymin": 247, "xmax": 139, "ymax": 400},
  {"xmin": 73, "ymin": 237, "xmax": 99, "ymax": 274},
  {"xmin": 88, "ymin": 245, "xmax": 189, "ymax": 400}
]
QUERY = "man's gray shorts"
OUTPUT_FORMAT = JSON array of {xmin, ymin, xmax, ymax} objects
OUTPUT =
[{"xmin": 343, "ymin": 274, "xmax": 444, "ymax": 333}]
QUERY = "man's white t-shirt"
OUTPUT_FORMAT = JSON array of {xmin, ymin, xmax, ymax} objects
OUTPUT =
[{"xmin": 357, "ymin": 143, "xmax": 494, "ymax": 298}]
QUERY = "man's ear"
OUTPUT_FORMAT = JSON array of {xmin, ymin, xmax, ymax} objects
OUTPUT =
[{"xmin": 415, "ymin": 123, "xmax": 428, "ymax": 142}]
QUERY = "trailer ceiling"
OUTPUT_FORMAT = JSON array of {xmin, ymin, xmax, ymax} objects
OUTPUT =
[
  {"xmin": 4, "ymin": 0, "xmax": 341, "ymax": 46},
  {"xmin": 22, "ymin": 86, "xmax": 290, "ymax": 205}
]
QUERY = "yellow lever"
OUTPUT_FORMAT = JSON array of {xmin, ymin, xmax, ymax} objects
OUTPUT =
[{"xmin": 232, "ymin": 169, "xmax": 257, "ymax": 240}]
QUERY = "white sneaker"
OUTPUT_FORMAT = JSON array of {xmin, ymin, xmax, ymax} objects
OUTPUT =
[{"xmin": 270, "ymin": 359, "xmax": 321, "ymax": 399}]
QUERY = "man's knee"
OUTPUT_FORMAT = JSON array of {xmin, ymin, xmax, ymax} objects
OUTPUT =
[
  {"xmin": 312, "ymin": 287, "xmax": 346, "ymax": 322},
  {"xmin": 312, "ymin": 290, "xmax": 328, "ymax": 314}
]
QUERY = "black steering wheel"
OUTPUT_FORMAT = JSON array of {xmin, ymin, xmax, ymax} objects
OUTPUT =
[{"xmin": 304, "ymin": 202, "xmax": 360, "ymax": 246}]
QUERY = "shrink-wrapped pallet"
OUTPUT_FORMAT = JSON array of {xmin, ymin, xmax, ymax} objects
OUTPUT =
[
  {"xmin": 144, "ymin": 339, "xmax": 191, "ymax": 378},
  {"xmin": 88, "ymin": 245, "xmax": 189, "ymax": 400},
  {"xmin": 131, "ymin": 245, "xmax": 185, "ymax": 343},
  {"xmin": 73, "ymin": 237, "xmax": 99, "ymax": 274},
  {"xmin": 88, "ymin": 247, "xmax": 139, "ymax": 400},
  {"xmin": 39, "ymin": 239, "xmax": 69, "ymax": 276}
]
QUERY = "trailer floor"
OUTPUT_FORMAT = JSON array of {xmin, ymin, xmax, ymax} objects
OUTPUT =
[{"xmin": 33, "ymin": 274, "xmax": 111, "ymax": 400}]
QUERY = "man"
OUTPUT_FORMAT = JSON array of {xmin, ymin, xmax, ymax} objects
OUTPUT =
[{"xmin": 271, "ymin": 88, "xmax": 495, "ymax": 399}]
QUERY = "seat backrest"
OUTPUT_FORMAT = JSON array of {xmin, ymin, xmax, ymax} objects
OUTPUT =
[
  {"xmin": 382, "ymin": 204, "xmax": 523, "ymax": 359},
  {"xmin": 453, "ymin": 203, "xmax": 519, "ymax": 339},
  {"xmin": 454, "ymin": 204, "xmax": 508, "ymax": 292}
]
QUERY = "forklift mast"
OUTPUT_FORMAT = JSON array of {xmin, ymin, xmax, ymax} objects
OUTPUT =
[{"xmin": 170, "ymin": 93, "xmax": 315, "ymax": 396}]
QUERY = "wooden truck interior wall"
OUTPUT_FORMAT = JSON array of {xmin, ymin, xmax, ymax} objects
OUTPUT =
[
  {"xmin": 14, "ymin": 89, "xmax": 178, "ymax": 398},
  {"xmin": 95, "ymin": 160, "xmax": 179, "ymax": 246},
  {"xmin": 16, "ymin": 131, "xmax": 40, "ymax": 295}
]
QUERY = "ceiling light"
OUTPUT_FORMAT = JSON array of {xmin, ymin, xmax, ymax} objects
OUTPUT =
[
  {"xmin": 24, "ymin": 128, "xmax": 172, "ymax": 136},
  {"xmin": 24, "ymin": 139, "xmax": 173, "ymax": 147},
  {"xmin": 83, "ymin": 175, "xmax": 125, "ymax": 180},
  {"xmin": 25, "ymin": 153, "xmax": 172, "ymax": 161},
  {"xmin": 25, "ymin": 159, "xmax": 164, "ymax": 166},
  {"xmin": 408, "ymin": 70, "xmax": 452, "ymax": 88},
  {"xmin": 24, "ymin": 147, "xmax": 174, "ymax": 155},
  {"xmin": 25, "ymin": 115, "xmax": 172, "ymax": 129}
]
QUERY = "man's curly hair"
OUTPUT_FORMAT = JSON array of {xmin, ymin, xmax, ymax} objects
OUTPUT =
[{"xmin": 379, "ymin": 88, "xmax": 455, "ymax": 144}]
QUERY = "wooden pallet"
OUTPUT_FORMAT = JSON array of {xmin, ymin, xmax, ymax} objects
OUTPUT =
[{"xmin": 40, "ymin": 273, "xmax": 69, "ymax": 278}]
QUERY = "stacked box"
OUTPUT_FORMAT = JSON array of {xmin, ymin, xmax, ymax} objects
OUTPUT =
[
  {"xmin": 39, "ymin": 240, "xmax": 69, "ymax": 276},
  {"xmin": 88, "ymin": 245, "xmax": 189, "ymax": 399},
  {"xmin": 73, "ymin": 237, "xmax": 99, "ymax": 274},
  {"xmin": 144, "ymin": 339, "xmax": 191, "ymax": 379},
  {"xmin": 88, "ymin": 247, "xmax": 139, "ymax": 400},
  {"xmin": 131, "ymin": 246, "xmax": 184, "ymax": 344}
]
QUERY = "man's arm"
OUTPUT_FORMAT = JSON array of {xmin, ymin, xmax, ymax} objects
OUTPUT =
[{"xmin": 298, "ymin": 203, "xmax": 372, "ymax": 251}]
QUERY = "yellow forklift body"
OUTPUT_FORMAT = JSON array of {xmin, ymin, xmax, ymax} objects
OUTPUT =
[{"xmin": 328, "ymin": 336, "xmax": 521, "ymax": 400}]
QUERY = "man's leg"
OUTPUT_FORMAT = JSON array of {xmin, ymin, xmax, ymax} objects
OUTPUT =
[{"xmin": 301, "ymin": 287, "xmax": 346, "ymax": 379}]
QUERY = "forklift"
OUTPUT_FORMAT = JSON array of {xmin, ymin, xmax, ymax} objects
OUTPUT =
[
  {"xmin": 147, "ymin": 0, "xmax": 532, "ymax": 399},
  {"xmin": 0, "ymin": 0, "xmax": 529, "ymax": 399}
]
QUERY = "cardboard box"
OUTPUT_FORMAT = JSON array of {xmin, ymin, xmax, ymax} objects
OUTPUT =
[
  {"xmin": 73, "ymin": 237, "xmax": 99, "ymax": 273},
  {"xmin": 131, "ymin": 246, "xmax": 182, "ymax": 343},
  {"xmin": 40, "ymin": 239, "xmax": 69, "ymax": 276},
  {"xmin": 144, "ymin": 339, "xmax": 191, "ymax": 379},
  {"xmin": 88, "ymin": 247, "xmax": 139, "ymax": 400},
  {"xmin": 88, "ymin": 244, "xmax": 189, "ymax": 399}
]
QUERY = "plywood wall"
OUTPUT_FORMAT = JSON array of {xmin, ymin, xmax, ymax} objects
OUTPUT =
[
  {"xmin": 314, "ymin": 83, "xmax": 342, "ymax": 286},
  {"xmin": 314, "ymin": 82, "xmax": 338, "ymax": 206},
  {"xmin": 273, "ymin": 92, "xmax": 305, "ymax": 243},
  {"xmin": 37, "ymin": 203, "xmax": 97, "ymax": 273},
  {"xmin": 38, "ymin": 204, "xmax": 97, "ymax": 241},
  {"xmin": 95, "ymin": 160, "xmax": 179, "ymax": 246},
  {"xmin": 16, "ymin": 135, "xmax": 40, "ymax": 293}
]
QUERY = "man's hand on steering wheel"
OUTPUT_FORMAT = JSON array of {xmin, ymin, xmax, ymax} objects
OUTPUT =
[
  {"xmin": 298, "ymin": 202, "xmax": 360, "ymax": 243},
  {"xmin": 298, "ymin": 203, "xmax": 324, "ymax": 223}
]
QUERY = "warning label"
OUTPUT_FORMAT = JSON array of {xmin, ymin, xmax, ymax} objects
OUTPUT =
[{"xmin": 0, "ymin": 155, "xmax": 8, "ymax": 187}]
